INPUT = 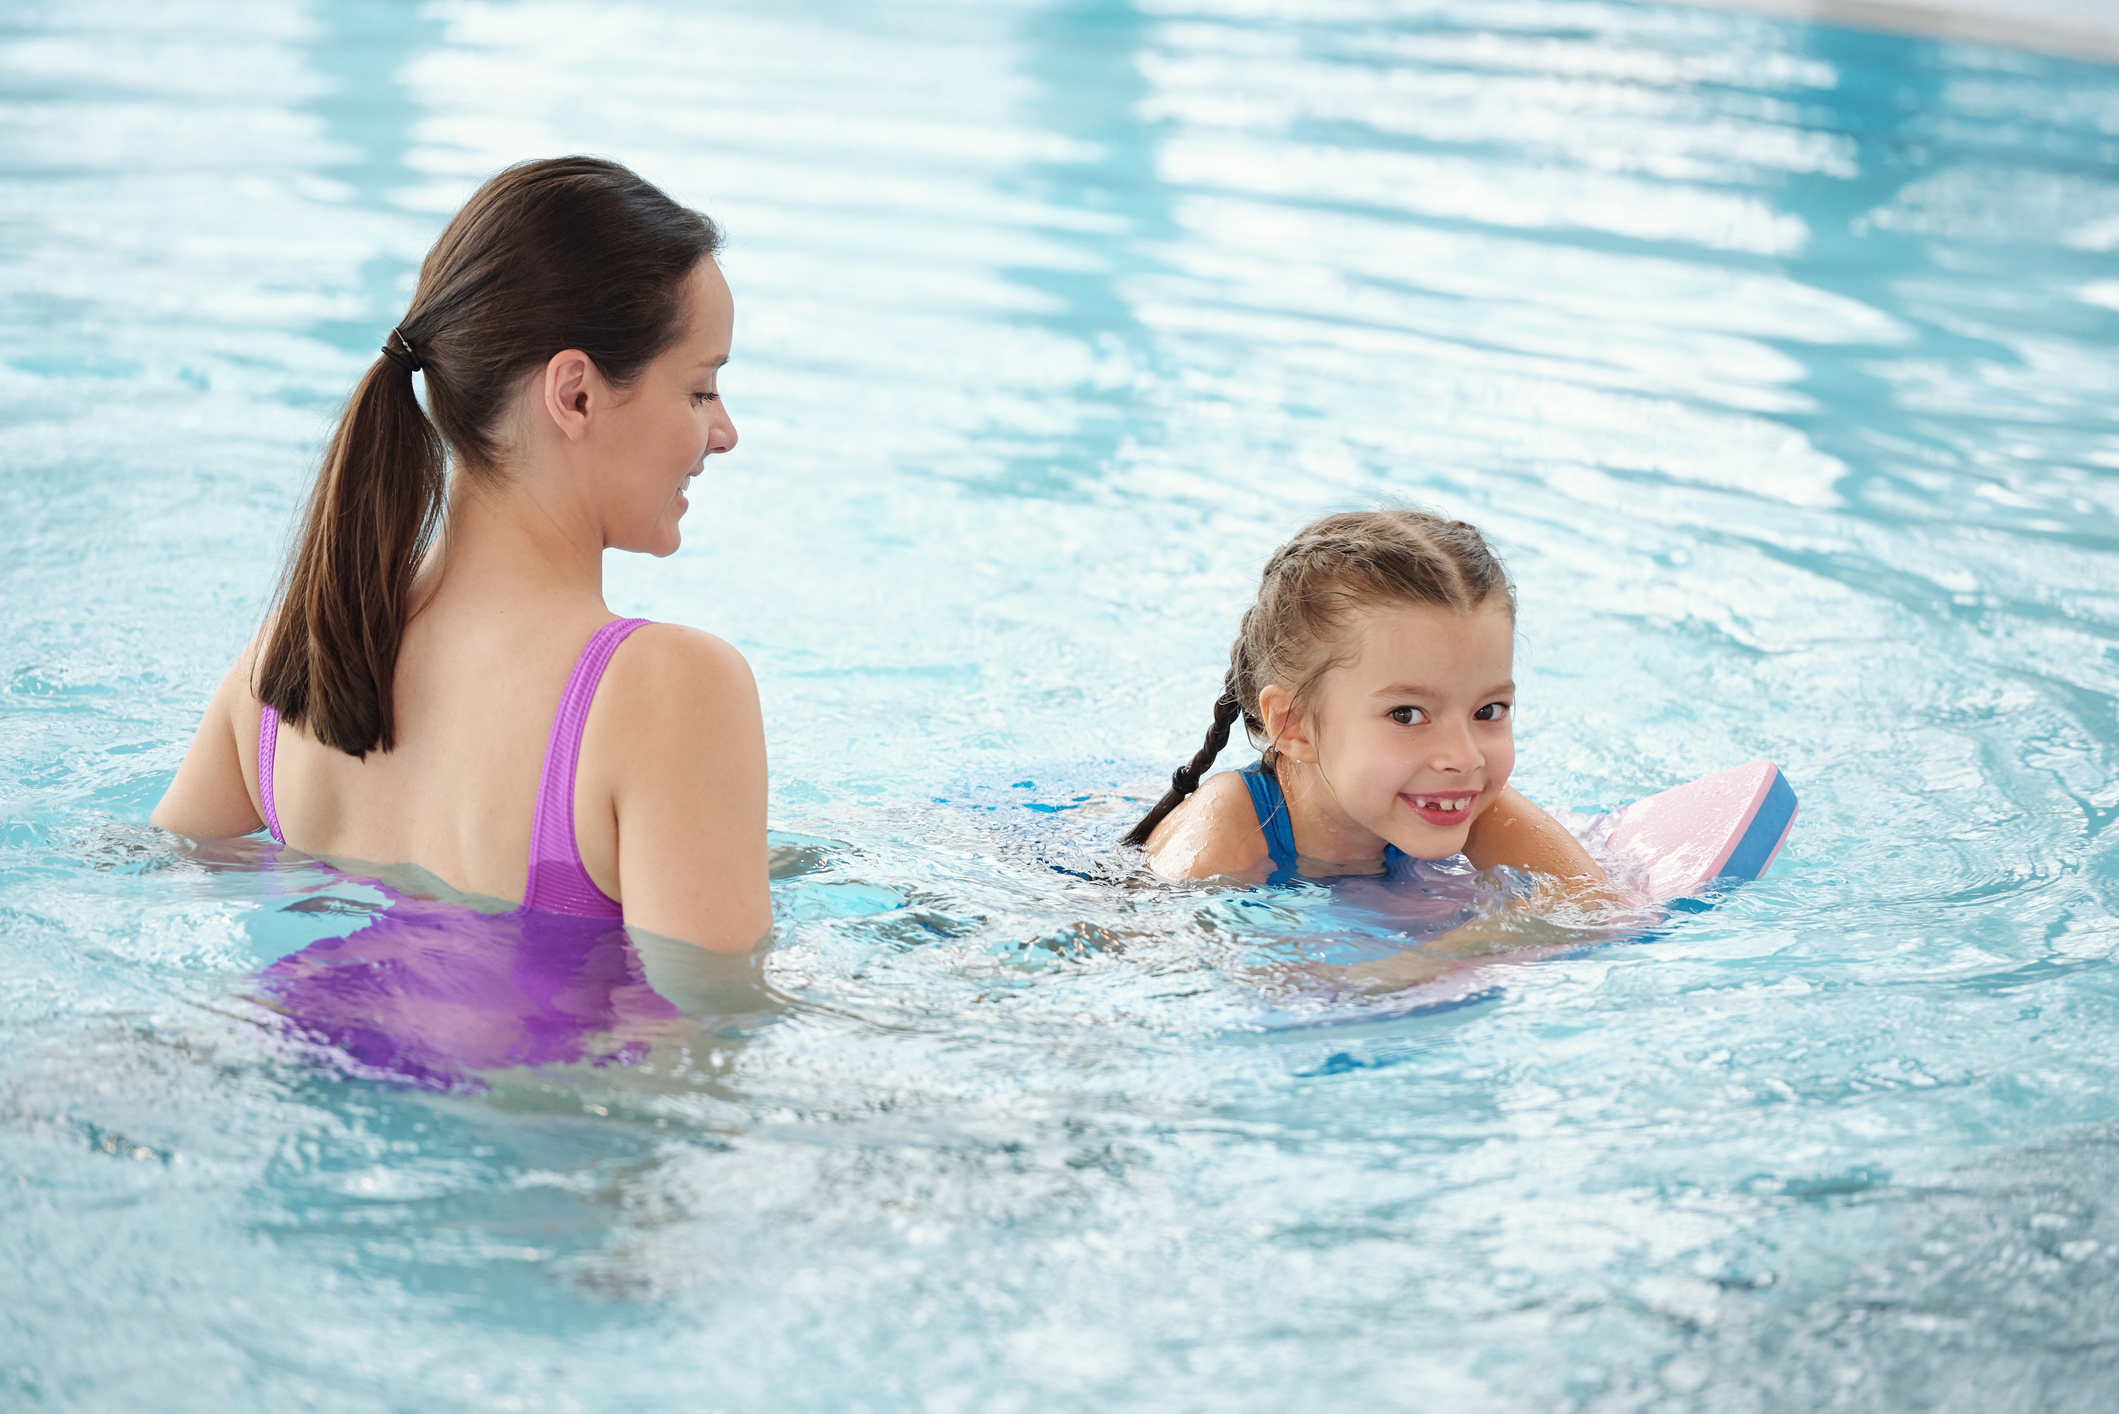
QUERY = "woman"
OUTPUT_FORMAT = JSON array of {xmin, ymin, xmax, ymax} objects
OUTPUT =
[{"xmin": 153, "ymin": 157, "xmax": 769, "ymax": 954}]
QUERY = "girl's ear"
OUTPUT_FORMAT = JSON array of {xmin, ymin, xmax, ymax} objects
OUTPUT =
[{"xmin": 1257, "ymin": 683, "xmax": 1317, "ymax": 764}]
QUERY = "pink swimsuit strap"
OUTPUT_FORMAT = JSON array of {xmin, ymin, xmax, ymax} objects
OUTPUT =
[
  {"xmin": 258, "ymin": 701, "xmax": 284, "ymax": 846},
  {"xmin": 255, "ymin": 618, "xmax": 653, "ymax": 919},
  {"xmin": 522, "ymin": 618, "xmax": 652, "ymax": 916}
]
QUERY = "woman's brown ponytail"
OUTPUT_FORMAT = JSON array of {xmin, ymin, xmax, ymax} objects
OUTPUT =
[
  {"xmin": 257, "ymin": 351, "xmax": 444, "ymax": 756},
  {"xmin": 254, "ymin": 157, "xmax": 722, "ymax": 758}
]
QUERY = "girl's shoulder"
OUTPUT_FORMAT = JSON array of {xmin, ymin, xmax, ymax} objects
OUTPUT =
[{"xmin": 1143, "ymin": 768, "xmax": 1271, "ymax": 883}]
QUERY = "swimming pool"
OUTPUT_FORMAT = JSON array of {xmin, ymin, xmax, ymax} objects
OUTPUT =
[{"xmin": 5, "ymin": 0, "xmax": 2119, "ymax": 1406}]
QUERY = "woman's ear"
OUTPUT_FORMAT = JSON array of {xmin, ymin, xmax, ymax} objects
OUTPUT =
[
  {"xmin": 540, "ymin": 349, "xmax": 599, "ymax": 442},
  {"xmin": 1257, "ymin": 683, "xmax": 1316, "ymax": 764}
]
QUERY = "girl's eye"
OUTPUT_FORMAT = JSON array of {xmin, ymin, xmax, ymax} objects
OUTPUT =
[
  {"xmin": 1388, "ymin": 706, "xmax": 1427, "ymax": 725},
  {"xmin": 1474, "ymin": 702, "xmax": 1511, "ymax": 722}
]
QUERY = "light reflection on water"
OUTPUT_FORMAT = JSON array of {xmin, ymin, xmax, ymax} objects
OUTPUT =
[{"xmin": 4, "ymin": 0, "xmax": 2119, "ymax": 1408}]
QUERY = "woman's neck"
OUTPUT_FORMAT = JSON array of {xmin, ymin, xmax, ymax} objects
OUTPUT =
[{"xmin": 418, "ymin": 472, "xmax": 609, "ymax": 617}]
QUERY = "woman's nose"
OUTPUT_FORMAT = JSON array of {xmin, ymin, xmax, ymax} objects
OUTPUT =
[{"xmin": 709, "ymin": 408, "xmax": 738, "ymax": 456}]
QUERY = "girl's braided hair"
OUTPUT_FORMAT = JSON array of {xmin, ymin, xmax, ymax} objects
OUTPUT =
[{"xmin": 1122, "ymin": 509, "xmax": 1514, "ymax": 848}]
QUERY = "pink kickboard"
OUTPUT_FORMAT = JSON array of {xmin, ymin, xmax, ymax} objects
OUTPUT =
[{"xmin": 1604, "ymin": 760, "xmax": 1797, "ymax": 901}]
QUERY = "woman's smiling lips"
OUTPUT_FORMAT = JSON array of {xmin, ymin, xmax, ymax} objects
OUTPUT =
[{"xmin": 1402, "ymin": 789, "xmax": 1480, "ymax": 827}]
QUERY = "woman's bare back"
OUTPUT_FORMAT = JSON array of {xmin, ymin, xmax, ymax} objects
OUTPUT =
[{"xmin": 256, "ymin": 594, "xmax": 623, "ymax": 904}]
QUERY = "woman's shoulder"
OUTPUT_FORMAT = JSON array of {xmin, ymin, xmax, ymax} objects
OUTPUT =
[
  {"xmin": 1143, "ymin": 768, "xmax": 1271, "ymax": 882},
  {"xmin": 612, "ymin": 621, "xmax": 752, "ymax": 678},
  {"xmin": 596, "ymin": 622, "xmax": 759, "ymax": 730}
]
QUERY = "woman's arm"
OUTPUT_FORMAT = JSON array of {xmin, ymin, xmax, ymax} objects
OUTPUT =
[
  {"xmin": 150, "ymin": 643, "xmax": 265, "ymax": 838},
  {"xmin": 600, "ymin": 626, "xmax": 772, "ymax": 953},
  {"xmin": 1464, "ymin": 786, "xmax": 1605, "ymax": 888}
]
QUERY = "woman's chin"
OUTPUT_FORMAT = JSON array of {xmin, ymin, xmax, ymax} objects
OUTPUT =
[
  {"xmin": 651, "ymin": 510, "xmax": 687, "ymax": 557},
  {"xmin": 623, "ymin": 525, "xmax": 683, "ymax": 558}
]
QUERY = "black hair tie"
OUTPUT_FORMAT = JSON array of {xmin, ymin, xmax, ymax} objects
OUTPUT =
[{"xmin": 380, "ymin": 328, "xmax": 423, "ymax": 374}]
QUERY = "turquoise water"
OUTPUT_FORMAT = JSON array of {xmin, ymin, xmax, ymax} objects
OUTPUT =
[{"xmin": 6, "ymin": 0, "xmax": 2119, "ymax": 1407}]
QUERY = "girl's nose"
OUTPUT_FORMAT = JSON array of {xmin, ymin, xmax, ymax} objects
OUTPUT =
[{"xmin": 1429, "ymin": 717, "xmax": 1485, "ymax": 773}]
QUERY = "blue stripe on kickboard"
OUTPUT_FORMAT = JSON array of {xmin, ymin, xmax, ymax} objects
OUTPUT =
[
  {"xmin": 1719, "ymin": 767, "xmax": 1798, "ymax": 885},
  {"xmin": 1665, "ymin": 766, "xmax": 1798, "ymax": 914}
]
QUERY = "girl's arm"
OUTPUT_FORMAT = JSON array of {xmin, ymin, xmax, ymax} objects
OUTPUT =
[
  {"xmin": 1464, "ymin": 786, "xmax": 1606, "ymax": 890},
  {"xmin": 598, "ymin": 626, "xmax": 773, "ymax": 953},
  {"xmin": 1334, "ymin": 793, "xmax": 1626, "ymax": 993},
  {"xmin": 151, "ymin": 642, "xmax": 265, "ymax": 838}
]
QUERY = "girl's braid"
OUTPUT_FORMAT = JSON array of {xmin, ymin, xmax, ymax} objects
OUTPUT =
[{"xmin": 1121, "ymin": 686, "xmax": 1243, "ymax": 848}]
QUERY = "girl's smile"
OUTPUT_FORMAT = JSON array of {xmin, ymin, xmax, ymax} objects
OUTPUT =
[{"xmin": 1403, "ymin": 789, "xmax": 1480, "ymax": 827}]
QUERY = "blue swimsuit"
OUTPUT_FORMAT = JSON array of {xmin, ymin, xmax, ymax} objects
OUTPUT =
[{"xmin": 1236, "ymin": 761, "xmax": 1408, "ymax": 886}]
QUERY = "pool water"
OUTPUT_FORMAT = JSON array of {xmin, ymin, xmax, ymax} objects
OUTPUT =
[{"xmin": 5, "ymin": 0, "xmax": 2119, "ymax": 1408}]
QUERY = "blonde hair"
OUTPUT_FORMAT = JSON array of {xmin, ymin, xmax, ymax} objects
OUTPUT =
[{"xmin": 1124, "ymin": 509, "xmax": 1514, "ymax": 846}]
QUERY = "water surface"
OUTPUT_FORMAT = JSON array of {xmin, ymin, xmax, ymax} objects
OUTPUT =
[{"xmin": 4, "ymin": 0, "xmax": 2119, "ymax": 1408}]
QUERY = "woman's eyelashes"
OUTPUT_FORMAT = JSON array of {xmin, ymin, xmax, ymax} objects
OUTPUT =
[{"xmin": 690, "ymin": 390, "xmax": 719, "ymax": 405}]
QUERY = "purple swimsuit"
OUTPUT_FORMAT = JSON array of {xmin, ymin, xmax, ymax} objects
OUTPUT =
[{"xmin": 252, "ymin": 618, "xmax": 681, "ymax": 1089}]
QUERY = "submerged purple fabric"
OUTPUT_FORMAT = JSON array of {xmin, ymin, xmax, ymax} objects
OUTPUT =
[
  {"xmin": 255, "ymin": 888, "xmax": 680, "ymax": 1091},
  {"xmin": 255, "ymin": 617, "xmax": 651, "ymax": 918}
]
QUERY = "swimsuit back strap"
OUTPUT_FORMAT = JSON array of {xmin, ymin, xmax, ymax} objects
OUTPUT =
[
  {"xmin": 522, "ymin": 618, "xmax": 653, "ymax": 917},
  {"xmin": 258, "ymin": 704, "xmax": 284, "ymax": 845},
  {"xmin": 1237, "ymin": 762, "xmax": 1300, "ymax": 886}
]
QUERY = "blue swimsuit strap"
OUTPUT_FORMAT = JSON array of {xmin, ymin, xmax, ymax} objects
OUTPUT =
[
  {"xmin": 1237, "ymin": 763, "xmax": 1300, "ymax": 885},
  {"xmin": 1237, "ymin": 761, "xmax": 1407, "ymax": 885}
]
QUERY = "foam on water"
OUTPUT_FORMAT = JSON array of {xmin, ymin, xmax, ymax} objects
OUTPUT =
[{"xmin": 4, "ymin": 0, "xmax": 2119, "ymax": 1408}]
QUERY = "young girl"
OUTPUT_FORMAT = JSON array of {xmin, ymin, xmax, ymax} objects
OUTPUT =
[{"xmin": 1126, "ymin": 509, "xmax": 1605, "ymax": 894}]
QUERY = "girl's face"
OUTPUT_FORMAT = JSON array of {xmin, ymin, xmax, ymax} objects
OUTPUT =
[
  {"xmin": 1278, "ymin": 601, "xmax": 1517, "ymax": 860},
  {"xmin": 597, "ymin": 259, "xmax": 738, "ymax": 557}
]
